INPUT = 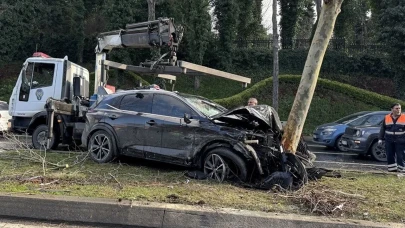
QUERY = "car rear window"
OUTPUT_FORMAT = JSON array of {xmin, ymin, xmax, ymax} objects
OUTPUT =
[
  {"xmin": 0, "ymin": 102, "xmax": 8, "ymax": 110},
  {"xmin": 94, "ymin": 95, "xmax": 120, "ymax": 110}
]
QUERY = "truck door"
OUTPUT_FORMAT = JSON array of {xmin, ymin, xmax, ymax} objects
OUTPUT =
[{"xmin": 13, "ymin": 62, "xmax": 57, "ymax": 117}]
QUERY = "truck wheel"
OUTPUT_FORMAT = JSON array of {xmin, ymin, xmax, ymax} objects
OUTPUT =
[
  {"xmin": 203, "ymin": 148, "xmax": 248, "ymax": 183},
  {"xmin": 370, "ymin": 141, "xmax": 387, "ymax": 162},
  {"xmin": 88, "ymin": 130, "xmax": 116, "ymax": 163},
  {"xmin": 32, "ymin": 124, "xmax": 59, "ymax": 149}
]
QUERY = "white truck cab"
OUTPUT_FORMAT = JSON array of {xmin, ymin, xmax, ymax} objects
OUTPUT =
[{"xmin": 9, "ymin": 52, "xmax": 89, "ymax": 137}]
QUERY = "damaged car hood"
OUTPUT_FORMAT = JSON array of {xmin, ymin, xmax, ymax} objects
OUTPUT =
[{"xmin": 212, "ymin": 105, "xmax": 283, "ymax": 132}]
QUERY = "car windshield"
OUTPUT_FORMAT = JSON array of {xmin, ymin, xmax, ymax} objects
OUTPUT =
[
  {"xmin": 334, "ymin": 112, "xmax": 369, "ymax": 124},
  {"xmin": 179, "ymin": 94, "xmax": 227, "ymax": 117}
]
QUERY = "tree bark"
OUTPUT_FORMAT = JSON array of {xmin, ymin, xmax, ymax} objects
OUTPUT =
[
  {"xmin": 272, "ymin": 0, "xmax": 279, "ymax": 111},
  {"xmin": 310, "ymin": 0, "xmax": 323, "ymax": 41},
  {"xmin": 147, "ymin": 0, "xmax": 156, "ymax": 21},
  {"xmin": 281, "ymin": 0, "xmax": 344, "ymax": 153}
]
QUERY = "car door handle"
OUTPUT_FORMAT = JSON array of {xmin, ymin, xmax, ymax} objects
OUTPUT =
[
  {"xmin": 108, "ymin": 114, "xmax": 118, "ymax": 120},
  {"xmin": 146, "ymin": 120, "xmax": 156, "ymax": 125}
]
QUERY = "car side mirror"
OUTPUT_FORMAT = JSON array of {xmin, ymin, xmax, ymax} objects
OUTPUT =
[{"xmin": 184, "ymin": 113, "xmax": 192, "ymax": 124}]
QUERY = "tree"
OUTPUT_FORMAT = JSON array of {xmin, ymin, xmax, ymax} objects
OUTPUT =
[
  {"xmin": 279, "ymin": 0, "xmax": 303, "ymax": 48},
  {"xmin": 281, "ymin": 0, "xmax": 344, "ymax": 153},
  {"xmin": 309, "ymin": 0, "xmax": 322, "ymax": 41},
  {"xmin": 272, "ymin": 0, "xmax": 280, "ymax": 111},
  {"xmin": 296, "ymin": 0, "xmax": 316, "ymax": 40},
  {"xmin": 211, "ymin": 0, "xmax": 239, "ymax": 71},
  {"xmin": 377, "ymin": 0, "xmax": 405, "ymax": 99},
  {"xmin": 158, "ymin": 0, "xmax": 211, "ymax": 89},
  {"xmin": 334, "ymin": 0, "xmax": 371, "ymax": 44}
]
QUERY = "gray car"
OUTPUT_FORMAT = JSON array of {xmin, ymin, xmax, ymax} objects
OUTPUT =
[{"xmin": 341, "ymin": 124, "xmax": 386, "ymax": 162}]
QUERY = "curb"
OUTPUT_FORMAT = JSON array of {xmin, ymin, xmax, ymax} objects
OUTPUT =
[{"xmin": 0, "ymin": 194, "xmax": 403, "ymax": 228}]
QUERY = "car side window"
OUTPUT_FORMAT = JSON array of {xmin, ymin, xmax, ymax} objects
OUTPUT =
[
  {"xmin": 348, "ymin": 116, "xmax": 368, "ymax": 126},
  {"xmin": 120, "ymin": 93, "xmax": 152, "ymax": 113},
  {"xmin": 152, "ymin": 94, "xmax": 192, "ymax": 118},
  {"xmin": 364, "ymin": 114, "xmax": 385, "ymax": 126}
]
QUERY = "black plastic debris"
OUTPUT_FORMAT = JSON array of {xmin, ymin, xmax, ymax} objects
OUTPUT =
[
  {"xmin": 185, "ymin": 170, "xmax": 208, "ymax": 180},
  {"xmin": 258, "ymin": 171, "xmax": 293, "ymax": 190}
]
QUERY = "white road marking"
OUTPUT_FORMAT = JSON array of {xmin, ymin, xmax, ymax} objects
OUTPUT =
[
  {"xmin": 312, "ymin": 151, "xmax": 358, "ymax": 156},
  {"xmin": 308, "ymin": 144, "xmax": 327, "ymax": 148}
]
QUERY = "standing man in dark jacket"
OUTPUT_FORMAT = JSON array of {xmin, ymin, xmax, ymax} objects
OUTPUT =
[{"xmin": 379, "ymin": 103, "xmax": 405, "ymax": 172}]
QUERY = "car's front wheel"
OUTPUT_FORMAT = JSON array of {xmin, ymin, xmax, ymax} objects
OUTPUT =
[
  {"xmin": 88, "ymin": 130, "xmax": 116, "ymax": 163},
  {"xmin": 370, "ymin": 141, "xmax": 387, "ymax": 162},
  {"xmin": 335, "ymin": 135, "xmax": 348, "ymax": 152},
  {"xmin": 203, "ymin": 148, "xmax": 248, "ymax": 183}
]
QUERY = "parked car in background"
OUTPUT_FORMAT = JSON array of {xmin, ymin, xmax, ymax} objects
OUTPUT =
[
  {"xmin": 312, "ymin": 111, "xmax": 389, "ymax": 152},
  {"xmin": 341, "ymin": 124, "xmax": 386, "ymax": 162},
  {"xmin": 0, "ymin": 101, "xmax": 11, "ymax": 132}
]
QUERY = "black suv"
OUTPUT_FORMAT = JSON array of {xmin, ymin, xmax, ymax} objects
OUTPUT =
[{"xmin": 81, "ymin": 89, "xmax": 307, "ymax": 184}]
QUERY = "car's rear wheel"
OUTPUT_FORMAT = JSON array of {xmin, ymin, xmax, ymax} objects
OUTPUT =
[
  {"xmin": 88, "ymin": 130, "xmax": 116, "ymax": 163},
  {"xmin": 32, "ymin": 124, "xmax": 59, "ymax": 150},
  {"xmin": 370, "ymin": 141, "xmax": 387, "ymax": 162},
  {"xmin": 335, "ymin": 135, "xmax": 348, "ymax": 152},
  {"xmin": 203, "ymin": 148, "xmax": 248, "ymax": 183}
]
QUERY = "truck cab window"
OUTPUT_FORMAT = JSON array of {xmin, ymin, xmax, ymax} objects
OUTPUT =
[
  {"xmin": 18, "ymin": 62, "xmax": 55, "ymax": 101},
  {"xmin": 31, "ymin": 63, "xmax": 55, "ymax": 89}
]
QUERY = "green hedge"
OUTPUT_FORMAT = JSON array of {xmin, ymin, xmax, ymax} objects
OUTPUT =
[
  {"xmin": 214, "ymin": 75, "xmax": 404, "ymax": 134},
  {"xmin": 215, "ymin": 75, "xmax": 405, "ymax": 109}
]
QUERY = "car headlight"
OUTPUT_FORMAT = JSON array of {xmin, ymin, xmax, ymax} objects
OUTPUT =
[
  {"xmin": 321, "ymin": 129, "xmax": 336, "ymax": 135},
  {"xmin": 355, "ymin": 130, "xmax": 365, "ymax": 137}
]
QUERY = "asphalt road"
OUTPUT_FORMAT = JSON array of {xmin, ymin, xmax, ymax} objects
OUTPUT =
[
  {"xmin": 0, "ymin": 135, "xmax": 387, "ymax": 172},
  {"xmin": 304, "ymin": 137, "xmax": 386, "ymax": 172}
]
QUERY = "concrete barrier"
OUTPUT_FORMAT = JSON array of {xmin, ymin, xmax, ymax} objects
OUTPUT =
[{"xmin": 0, "ymin": 194, "xmax": 402, "ymax": 228}]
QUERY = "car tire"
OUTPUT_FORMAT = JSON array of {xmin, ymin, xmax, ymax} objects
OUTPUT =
[
  {"xmin": 88, "ymin": 130, "xmax": 116, "ymax": 163},
  {"xmin": 32, "ymin": 124, "xmax": 59, "ymax": 150},
  {"xmin": 370, "ymin": 141, "xmax": 387, "ymax": 162},
  {"xmin": 203, "ymin": 148, "xmax": 248, "ymax": 183},
  {"xmin": 284, "ymin": 153, "xmax": 308, "ymax": 190},
  {"xmin": 335, "ymin": 135, "xmax": 348, "ymax": 152}
]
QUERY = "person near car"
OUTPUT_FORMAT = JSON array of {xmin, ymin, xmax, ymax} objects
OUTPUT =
[
  {"xmin": 247, "ymin": 98, "xmax": 258, "ymax": 106},
  {"xmin": 378, "ymin": 103, "xmax": 405, "ymax": 172}
]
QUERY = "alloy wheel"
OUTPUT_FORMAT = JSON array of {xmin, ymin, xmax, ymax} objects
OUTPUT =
[
  {"xmin": 336, "ymin": 137, "xmax": 348, "ymax": 152},
  {"xmin": 90, "ymin": 133, "xmax": 111, "ymax": 161},
  {"xmin": 204, "ymin": 154, "xmax": 228, "ymax": 182},
  {"xmin": 372, "ymin": 142, "xmax": 387, "ymax": 162}
]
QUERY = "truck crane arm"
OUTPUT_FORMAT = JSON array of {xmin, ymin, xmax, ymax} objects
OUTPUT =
[{"xmin": 94, "ymin": 17, "xmax": 251, "ymax": 95}]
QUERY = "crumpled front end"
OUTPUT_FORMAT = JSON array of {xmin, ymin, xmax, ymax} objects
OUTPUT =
[{"xmin": 213, "ymin": 105, "xmax": 310, "ymax": 190}]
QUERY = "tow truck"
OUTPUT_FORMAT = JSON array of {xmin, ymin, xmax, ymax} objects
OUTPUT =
[{"xmin": 8, "ymin": 18, "xmax": 251, "ymax": 149}]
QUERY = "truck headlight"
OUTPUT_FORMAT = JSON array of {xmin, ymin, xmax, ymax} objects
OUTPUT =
[{"xmin": 321, "ymin": 129, "xmax": 336, "ymax": 136}]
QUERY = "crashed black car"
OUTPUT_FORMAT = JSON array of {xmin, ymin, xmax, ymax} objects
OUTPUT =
[{"xmin": 81, "ymin": 89, "xmax": 309, "ymax": 188}]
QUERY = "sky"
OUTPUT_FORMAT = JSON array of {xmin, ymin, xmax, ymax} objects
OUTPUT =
[{"xmin": 262, "ymin": 0, "xmax": 275, "ymax": 33}]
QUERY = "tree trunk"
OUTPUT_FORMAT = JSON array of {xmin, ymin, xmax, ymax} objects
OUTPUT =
[
  {"xmin": 194, "ymin": 76, "xmax": 200, "ymax": 90},
  {"xmin": 147, "ymin": 0, "xmax": 160, "ymax": 60},
  {"xmin": 310, "ymin": 0, "xmax": 323, "ymax": 41},
  {"xmin": 272, "ymin": 0, "xmax": 279, "ymax": 111},
  {"xmin": 147, "ymin": 0, "xmax": 156, "ymax": 20},
  {"xmin": 281, "ymin": 0, "xmax": 344, "ymax": 153}
]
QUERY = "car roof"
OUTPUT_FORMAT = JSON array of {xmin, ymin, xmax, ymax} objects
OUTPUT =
[{"xmin": 365, "ymin": 111, "xmax": 390, "ymax": 114}]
